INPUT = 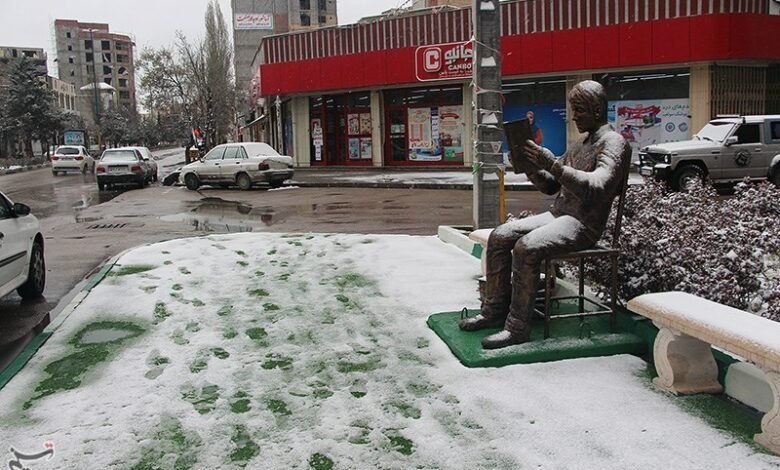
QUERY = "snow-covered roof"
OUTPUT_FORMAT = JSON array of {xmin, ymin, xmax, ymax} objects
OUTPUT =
[{"xmin": 79, "ymin": 82, "xmax": 115, "ymax": 91}]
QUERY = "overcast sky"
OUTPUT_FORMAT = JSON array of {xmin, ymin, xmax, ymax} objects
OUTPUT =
[{"xmin": 0, "ymin": 0, "xmax": 403, "ymax": 72}]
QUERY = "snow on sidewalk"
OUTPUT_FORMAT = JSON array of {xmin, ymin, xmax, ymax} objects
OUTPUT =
[
  {"xmin": 324, "ymin": 171, "xmax": 645, "ymax": 187},
  {"xmin": 0, "ymin": 233, "xmax": 775, "ymax": 469}
]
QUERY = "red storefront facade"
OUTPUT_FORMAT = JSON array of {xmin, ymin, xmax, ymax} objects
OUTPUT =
[{"xmin": 252, "ymin": 0, "xmax": 780, "ymax": 167}]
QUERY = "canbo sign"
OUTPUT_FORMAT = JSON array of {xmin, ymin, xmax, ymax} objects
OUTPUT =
[{"xmin": 415, "ymin": 41, "xmax": 473, "ymax": 82}]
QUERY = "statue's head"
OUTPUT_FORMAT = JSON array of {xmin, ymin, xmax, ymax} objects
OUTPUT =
[{"xmin": 569, "ymin": 80, "xmax": 608, "ymax": 133}]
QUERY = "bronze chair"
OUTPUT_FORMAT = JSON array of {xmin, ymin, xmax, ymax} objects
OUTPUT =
[{"xmin": 533, "ymin": 171, "xmax": 630, "ymax": 339}]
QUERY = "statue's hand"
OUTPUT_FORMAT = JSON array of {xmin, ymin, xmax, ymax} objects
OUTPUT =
[{"xmin": 522, "ymin": 140, "xmax": 555, "ymax": 172}]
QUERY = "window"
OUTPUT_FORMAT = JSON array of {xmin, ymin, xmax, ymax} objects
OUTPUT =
[
  {"xmin": 0, "ymin": 196, "xmax": 13, "ymax": 220},
  {"xmin": 318, "ymin": 0, "xmax": 327, "ymax": 9},
  {"xmin": 104, "ymin": 77, "xmax": 112, "ymax": 86},
  {"xmin": 66, "ymin": 32, "xmax": 71, "ymax": 38},
  {"xmin": 23, "ymin": 50, "xmax": 35, "ymax": 58},
  {"xmin": 11, "ymin": 49, "xmax": 17, "ymax": 58},
  {"xmin": 68, "ymin": 57, "xmax": 74, "ymax": 64},
  {"xmin": 223, "ymin": 146, "xmax": 240, "ymax": 159},
  {"xmin": 117, "ymin": 55, "xmax": 127, "ymax": 63},
  {"xmin": 119, "ymin": 78, "xmax": 128, "ymax": 88},
  {"xmin": 86, "ymin": 52, "xmax": 94, "ymax": 62},
  {"xmin": 101, "ymin": 40, "xmax": 111, "ymax": 50},
  {"xmin": 70, "ymin": 70, "xmax": 75, "ymax": 77},
  {"xmin": 300, "ymin": 0, "xmax": 310, "ymax": 9},
  {"xmin": 204, "ymin": 148, "xmax": 225, "ymax": 161},
  {"xmin": 300, "ymin": 13, "xmax": 310, "ymax": 26},
  {"xmin": 84, "ymin": 40, "xmax": 93, "ymax": 49},
  {"xmin": 771, "ymin": 122, "xmax": 780, "ymax": 141},
  {"xmin": 319, "ymin": 16, "xmax": 326, "ymax": 24},
  {"xmin": 596, "ymin": 69, "xmax": 690, "ymax": 101},
  {"xmin": 86, "ymin": 65, "xmax": 93, "ymax": 75},
  {"xmin": 735, "ymin": 124, "xmax": 761, "ymax": 144},
  {"xmin": 117, "ymin": 66, "xmax": 128, "ymax": 75},
  {"xmin": 103, "ymin": 65, "xmax": 113, "ymax": 75},
  {"xmin": 102, "ymin": 53, "xmax": 111, "ymax": 63},
  {"xmin": 119, "ymin": 90, "xmax": 130, "ymax": 100},
  {"xmin": 67, "ymin": 45, "xmax": 72, "ymax": 51},
  {"xmin": 115, "ymin": 42, "xmax": 125, "ymax": 51}
]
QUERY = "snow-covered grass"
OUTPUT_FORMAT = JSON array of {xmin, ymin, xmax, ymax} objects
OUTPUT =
[
  {"xmin": 0, "ymin": 233, "xmax": 776, "ymax": 469},
  {"xmin": 327, "ymin": 171, "xmax": 644, "ymax": 187}
]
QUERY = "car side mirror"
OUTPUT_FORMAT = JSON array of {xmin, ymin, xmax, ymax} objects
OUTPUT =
[
  {"xmin": 12, "ymin": 203, "xmax": 30, "ymax": 217},
  {"xmin": 143, "ymin": 157, "xmax": 150, "ymax": 161},
  {"xmin": 725, "ymin": 136, "xmax": 738, "ymax": 146}
]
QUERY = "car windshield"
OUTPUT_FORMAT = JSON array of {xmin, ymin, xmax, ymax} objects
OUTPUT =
[
  {"xmin": 695, "ymin": 122, "xmax": 736, "ymax": 143},
  {"xmin": 101, "ymin": 151, "xmax": 138, "ymax": 162},
  {"xmin": 56, "ymin": 147, "xmax": 80, "ymax": 155}
]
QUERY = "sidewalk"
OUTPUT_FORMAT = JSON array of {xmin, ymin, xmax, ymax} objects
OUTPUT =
[{"xmin": 0, "ymin": 232, "xmax": 774, "ymax": 468}]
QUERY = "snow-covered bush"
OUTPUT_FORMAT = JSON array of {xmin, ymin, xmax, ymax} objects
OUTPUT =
[{"xmin": 577, "ymin": 179, "xmax": 780, "ymax": 321}]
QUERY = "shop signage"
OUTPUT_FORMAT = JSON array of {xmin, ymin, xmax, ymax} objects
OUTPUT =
[
  {"xmin": 415, "ymin": 41, "xmax": 473, "ymax": 82},
  {"xmin": 234, "ymin": 13, "xmax": 274, "ymax": 30},
  {"xmin": 607, "ymin": 98, "xmax": 691, "ymax": 155}
]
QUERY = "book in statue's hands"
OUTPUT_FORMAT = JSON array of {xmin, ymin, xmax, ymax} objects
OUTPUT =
[{"xmin": 504, "ymin": 119, "xmax": 537, "ymax": 174}]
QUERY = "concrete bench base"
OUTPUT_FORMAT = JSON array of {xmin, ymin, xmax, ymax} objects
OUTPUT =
[
  {"xmin": 755, "ymin": 371, "xmax": 780, "ymax": 454},
  {"xmin": 652, "ymin": 325, "xmax": 723, "ymax": 395}
]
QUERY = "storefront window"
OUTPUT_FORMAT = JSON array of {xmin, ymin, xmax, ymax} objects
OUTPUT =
[
  {"xmin": 503, "ymin": 77, "xmax": 567, "ymax": 157},
  {"xmin": 383, "ymin": 85, "xmax": 464, "ymax": 165},
  {"xmin": 308, "ymin": 92, "xmax": 372, "ymax": 166},
  {"xmin": 596, "ymin": 69, "xmax": 691, "ymax": 154}
]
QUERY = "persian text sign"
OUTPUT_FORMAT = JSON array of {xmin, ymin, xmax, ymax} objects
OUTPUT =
[
  {"xmin": 415, "ymin": 41, "xmax": 473, "ymax": 82},
  {"xmin": 234, "ymin": 13, "xmax": 274, "ymax": 30}
]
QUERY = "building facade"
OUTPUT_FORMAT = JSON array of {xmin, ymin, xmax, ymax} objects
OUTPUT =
[
  {"xmin": 54, "ymin": 19, "xmax": 136, "ymax": 114},
  {"xmin": 254, "ymin": 0, "xmax": 780, "ymax": 167},
  {"xmin": 232, "ymin": 0, "xmax": 338, "ymax": 141}
]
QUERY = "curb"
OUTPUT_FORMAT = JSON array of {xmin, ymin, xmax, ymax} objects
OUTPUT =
[
  {"xmin": 291, "ymin": 181, "xmax": 538, "ymax": 191},
  {"xmin": 0, "ymin": 163, "xmax": 50, "ymax": 176},
  {"xmin": 0, "ymin": 250, "xmax": 125, "ymax": 391}
]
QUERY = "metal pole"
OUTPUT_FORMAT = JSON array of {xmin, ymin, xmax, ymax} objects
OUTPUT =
[
  {"xmin": 88, "ymin": 29, "xmax": 102, "ymax": 148},
  {"xmin": 472, "ymin": 0, "xmax": 503, "ymax": 229}
]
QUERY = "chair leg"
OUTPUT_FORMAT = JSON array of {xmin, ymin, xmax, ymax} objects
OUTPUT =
[
  {"xmin": 611, "ymin": 253, "xmax": 619, "ymax": 333},
  {"xmin": 578, "ymin": 257, "xmax": 585, "ymax": 314}
]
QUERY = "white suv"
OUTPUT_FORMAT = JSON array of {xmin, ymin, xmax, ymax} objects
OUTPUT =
[
  {"xmin": 0, "ymin": 192, "xmax": 45, "ymax": 299},
  {"xmin": 51, "ymin": 145, "xmax": 95, "ymax": 175}
]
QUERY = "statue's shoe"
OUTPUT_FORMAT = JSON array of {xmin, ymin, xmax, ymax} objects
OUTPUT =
[
  {"xmin": 458, "ymin": 314, "xmax": 505, "ymax": 331},
  {"xmin": 481, "ymin": 329, "xmax": 529, "ymax": 349}
]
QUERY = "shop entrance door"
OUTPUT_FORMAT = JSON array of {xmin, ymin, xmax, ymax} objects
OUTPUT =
[{"xmin": 387, "ymin": 108, "xmax": 408, "ymax": 164}]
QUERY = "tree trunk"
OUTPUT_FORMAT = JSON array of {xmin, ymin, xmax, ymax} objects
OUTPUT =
[{"xmin": 24, "ymin": 136, "xmax": 34, "ymax": 158}]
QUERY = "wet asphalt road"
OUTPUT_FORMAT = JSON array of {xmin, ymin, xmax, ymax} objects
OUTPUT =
[{"xmin": 0, "ymin": 152, "xmax": 554, "ymax": 370}]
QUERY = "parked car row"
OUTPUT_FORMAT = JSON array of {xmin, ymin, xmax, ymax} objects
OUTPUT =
[{"xmin": 50, "ymin": 145, "xmax": 159, "ymax": 191}]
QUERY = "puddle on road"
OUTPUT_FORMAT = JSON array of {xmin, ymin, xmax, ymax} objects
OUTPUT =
[
  {"xmin": 79, "ymin": 328, "xmax": 137, "ymax": 344},
  {"xmin": 160, "ymin": 197, "xmax": 282, "ymax": 232}
]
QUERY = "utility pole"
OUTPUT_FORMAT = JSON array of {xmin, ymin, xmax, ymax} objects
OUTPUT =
[
  {"xmin": 472, "ymin": 0, "xmax": 503, "ymax": 229},
  {"xmin": 87, "ymin": 28, "xmax": 102, "ymax": 148}
]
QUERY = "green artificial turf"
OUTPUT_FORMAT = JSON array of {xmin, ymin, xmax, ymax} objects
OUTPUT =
[{"xmin": 428, "ymin": 300, "xmax": 648, "ymax": 368}]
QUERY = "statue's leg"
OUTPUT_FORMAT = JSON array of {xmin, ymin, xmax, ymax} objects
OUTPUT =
[
  {"xmin": 460, "ymin": 213, "xmax": 555, "ymax": 332},
  {"xmin": 482, "ymin": 216, "xmax": 593, "ymax": 349}
]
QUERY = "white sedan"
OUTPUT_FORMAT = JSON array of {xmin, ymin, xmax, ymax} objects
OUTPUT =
[
  {"xmin": 51, "ymin": 145, "xmax": 95, "ymax": 175},
  {"xmin": 179, "ymin": 143, "xmax": 294, "ymax": 191},
  {"xmin": 0, "ymin": 191, "xmax": 45, "ymax": 299},
  {"xmin": 127, "ymin": 146, "xmax": 159, "ymax": 183}
]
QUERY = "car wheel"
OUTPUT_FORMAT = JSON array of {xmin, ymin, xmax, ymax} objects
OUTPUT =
[
  {"xmin": 184, "ymin": 173, "xmax": 200, "ymax": 191},
  {"xmin": 17, "ymin": 241, "xmax": 45, "ymax": 299},
  {"xmin": 772, "ymin": 169, "xmax": 780, "ymax": 188},
  {"xmin": 672, "ymin": 164, "xmax": 705, "ymax": 191},
  {"xmin": 236, "ymin": 173, "xmax": 252, "ymax": 191},
  {"xmin": 153, "ymin": 173, "xmax": 158, "ymax": 182},
  {"xmin": 81, "ymin": 164, "xmax": 87, "ymax": 175},
  {"xmin": 52, "ymin": 170, "xmax": 58, "ymax": 176},
  {"xmin": 98, "ymin": 182, "xmax": 105, "ymax": 191}
]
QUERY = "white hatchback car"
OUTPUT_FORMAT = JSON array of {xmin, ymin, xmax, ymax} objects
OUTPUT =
[
  {"xmin": 0, "ymin": 191, "xmax": 45, "ymax": 299},
  {"xmin": 179, "ymin": 143, "xmax": 294, "ymax": 190},
  {"xmin": 51, "ymin": 145, "xmax": 95, "ymax": 175}
]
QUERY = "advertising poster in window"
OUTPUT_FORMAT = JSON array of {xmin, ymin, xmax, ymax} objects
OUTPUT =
[
  {"xmin": 608, "ymin": 99, "xmax": 690, "ymax": 154},
  {"xmin": 408, "ymin": 107, "xmax": 442, "ymax": 161},
  {"xmin": 348, "ymin": 138, "xmax": 361, "ymax": 159},
  {"xmin": 347, "ymin": 114, "xmax": 361, "ymax": 136},
  {"xmin": 311, "ymin": 118, "xmax": 323, "ymax": 161},
  {"xmin": 360, "ymin": 138, "xmax": 372, "ymax": 159},
  {"xmin": 438, "ymin": 105, "xmax": 464, "ymax": 162},
  {"xmin": 502, "ymin": 104, "xmax": 567, "ymax": 163},
  {"xmin": 360, "ymin": 113, "xmax": 372, "ymax": 135}
]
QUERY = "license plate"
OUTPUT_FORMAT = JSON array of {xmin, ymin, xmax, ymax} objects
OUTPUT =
[
  {"xmin": 109, "ymin": 166, "xmax": 127, "ymax": 174},
  {"xmin": 639, "ymin": 166, "xmax": 653, "ymax": 177}
]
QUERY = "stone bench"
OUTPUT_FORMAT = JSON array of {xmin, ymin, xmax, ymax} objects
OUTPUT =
[{"xmin": 628, "ymin": 291, "xmax": 780, "ymax": 454}]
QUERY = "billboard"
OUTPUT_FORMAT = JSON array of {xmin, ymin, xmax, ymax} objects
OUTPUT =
[
  {"xmin": 415, "ymin": 41, "xmax": 473, "ymax": 82},
  {"xmin": 234, "ymin": 13, "xmax": 274, "ymax": 30},
  {"xmin": 608, "ymin": 98, "xmax": 690, "ymax": 154},
  {"xmin": 63, "ymin": 130, "xmax": 86, "ymax": 146},
  {"xmin": 503, "ymin": 104, "xmax": 568, "ymax": 159}
]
